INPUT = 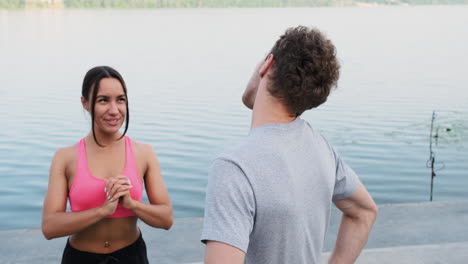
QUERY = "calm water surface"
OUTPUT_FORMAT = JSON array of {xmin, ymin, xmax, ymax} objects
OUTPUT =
[{"xmin": 0, "ymin": 6, "xmax": 467, "ymax": 229}]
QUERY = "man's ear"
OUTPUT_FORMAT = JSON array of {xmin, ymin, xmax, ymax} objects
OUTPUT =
[
  {"xmin": 81, "ymin": 96, "xmax": 90, "ymax": 112},
  {"xmin": 259, "ymin": 54, "xmax": 274, "ymax": 78}
]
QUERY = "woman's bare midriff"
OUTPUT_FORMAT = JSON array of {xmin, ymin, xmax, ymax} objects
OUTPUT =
[{"xmin": 69, "ymin": 216, "xmax": 140, "ymax": 254}]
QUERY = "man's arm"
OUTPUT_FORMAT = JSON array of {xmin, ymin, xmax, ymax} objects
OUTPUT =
[
  {"xmin": 329, "ymin": 183, "xmax": 378, "ymax": 264},
  {"xmin": 201, "ymin": 158, "xmax": 255, "ymax": 264},
  {"xmin": 205, "ymin": 241, "xmax": 245, "ymax": 264}
]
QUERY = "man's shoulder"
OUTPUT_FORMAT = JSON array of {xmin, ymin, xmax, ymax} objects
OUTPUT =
[
  {"xmin": 208, "ymin": 137, "xmax": 260, "ymax": 182},
  {"xmin": 214, "ymin": 146, "xmax": 249, "ymax": 170},
  {"xmin": 301, "ymin": 120, "xmax": 334, "ymax": 151},
  {"xmin": 215, "ymin": 134, "xmax": 261, "ymax": 165},
  {"xmin": 208, "ymin": 150, "xmax": 255, "ymax": 191}
]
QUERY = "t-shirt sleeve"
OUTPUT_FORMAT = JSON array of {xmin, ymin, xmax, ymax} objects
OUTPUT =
[
  {"xmin": 200, "ymin": 158, "xmax": 255, "ymax": 253},
  {"xmin": 331, "ymin": 147, "xmax": 360, "ymax": 200}
]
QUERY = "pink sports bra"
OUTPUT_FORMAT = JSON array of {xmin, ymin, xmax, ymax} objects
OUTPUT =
[{"xmin": 69, "ymin": 136, "xmax": 143, "ymax": 218}]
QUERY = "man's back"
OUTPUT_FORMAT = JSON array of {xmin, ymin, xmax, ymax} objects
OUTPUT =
[
  {"xmin": 201, "ymin": 117, "xmax": 359, "ymax": 264},
  {"xmin": 202, "ymin": 26, "xmax": 377, "ymax": 264}
]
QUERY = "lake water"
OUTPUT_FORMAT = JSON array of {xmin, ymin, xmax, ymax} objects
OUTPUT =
[{"xmin": 0, "ymin": 6, "xmax": 467, "ymax": 230}]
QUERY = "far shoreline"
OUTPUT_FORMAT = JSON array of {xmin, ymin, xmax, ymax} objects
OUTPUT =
[{"xmin": 1, "ymin": 1, "xmax": 467, "ymax": 10}]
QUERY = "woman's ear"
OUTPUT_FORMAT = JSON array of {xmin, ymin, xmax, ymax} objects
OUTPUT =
[{"xmin": 81, "ymin": 96, "xmax": 90, "ymax": 112}]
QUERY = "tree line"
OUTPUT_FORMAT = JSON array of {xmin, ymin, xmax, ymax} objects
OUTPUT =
[{"xmin": 1, "ymin": 0, "xmax": 467, "ymax": 8}]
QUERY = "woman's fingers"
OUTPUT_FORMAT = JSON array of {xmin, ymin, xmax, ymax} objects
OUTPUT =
[
  {"xmin": 109, "ymin": 186, "xmax": 132, "ymax": 202},
  {"xmin": 106, "ymin": 177, "xmax": 132, "ymax": 199},
  {"xmin": 117, "ymin": 175, "xmax": 132, "ymax": 186}
]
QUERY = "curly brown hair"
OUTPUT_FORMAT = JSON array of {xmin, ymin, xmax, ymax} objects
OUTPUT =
[{"xmin": 268, "ymin": 26, "xmax": 340, "ymax": 116}]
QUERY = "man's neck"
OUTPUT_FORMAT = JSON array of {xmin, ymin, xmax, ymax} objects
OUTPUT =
[{"xmin": 250, "ymin": 84, "xmax": 296, "ymax": 129}]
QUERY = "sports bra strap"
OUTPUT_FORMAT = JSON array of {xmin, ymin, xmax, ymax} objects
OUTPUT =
[
  {"xmin": 125, "ymin": 136, "xmax": 137, "ymax": 171},
  {"xmin": 77, "ymin": 138, "xmax": 87, "ymax": 170}
]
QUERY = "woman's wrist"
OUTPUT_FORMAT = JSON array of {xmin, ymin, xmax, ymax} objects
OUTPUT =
[
  {"xmin": 128, "ymin": 199, "xmax": 139, "ymax": 212},
  {"xmin": 97, "ymin": 205, "xmax": 108, "ymax": 218}
]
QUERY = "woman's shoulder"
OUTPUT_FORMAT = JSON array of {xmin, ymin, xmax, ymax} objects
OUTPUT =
[
  {"xmin": 53, "ymin": 143, "xmax": 78, "ymax": 164},
  {"xmin": 130, "ymin": 138, "xmax": 156, "ymax": 156},
  {"xmin": 129, "ymin": 139, "xmax": 159, "ymax": 174}
]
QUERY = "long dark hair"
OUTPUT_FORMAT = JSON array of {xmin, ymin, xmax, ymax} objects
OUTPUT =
[{"xmin": 82, "ymin": 66, "xmax": 129, "ymax": 147}]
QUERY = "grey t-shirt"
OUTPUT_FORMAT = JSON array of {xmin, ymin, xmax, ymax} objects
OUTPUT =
[{"xmin": 201, "ymin": 117, "xmax": 360, "ymax": 264}]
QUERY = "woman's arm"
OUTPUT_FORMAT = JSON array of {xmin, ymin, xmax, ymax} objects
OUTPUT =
[
  {"xmin": 41, "ymin": 148, "xmax": 122, "ymax": 240},
  {"xmin": 121, "ymin": 144, "xmax": 173, "ymax": 230}
]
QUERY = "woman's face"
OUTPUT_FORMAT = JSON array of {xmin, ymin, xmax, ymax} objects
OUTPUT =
[{"xmin": 85, "ymin": 78, "xmax": 127, "ymax": 136}]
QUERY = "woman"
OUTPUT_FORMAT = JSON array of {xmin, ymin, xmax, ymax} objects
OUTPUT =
[{"xmin": 42, "ymin": 66, "xmax": 173, "ymax": 264}]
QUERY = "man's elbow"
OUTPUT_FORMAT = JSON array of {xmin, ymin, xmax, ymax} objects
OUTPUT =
[
  {"xmin": 366, "ymin": 201, "xmax": 378, "ymax": 225},
  {"xmin": 348, "ymin": 201, "xmax": 378, "ymax": 226}
]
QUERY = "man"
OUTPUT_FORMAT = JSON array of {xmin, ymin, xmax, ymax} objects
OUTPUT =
[{"xmin": 201, "ymin": 26, "xmax": 378, "ymax": 264}]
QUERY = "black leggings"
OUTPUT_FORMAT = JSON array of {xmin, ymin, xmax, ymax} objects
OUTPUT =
[{"xmin": 61, "ymin": 233, "xmax": 149, "ymax": 264}]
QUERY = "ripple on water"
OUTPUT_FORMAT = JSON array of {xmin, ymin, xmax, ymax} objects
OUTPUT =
[{"xmin": 1, "ymin": 7, "xmax": 468, "ymax": 229}]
